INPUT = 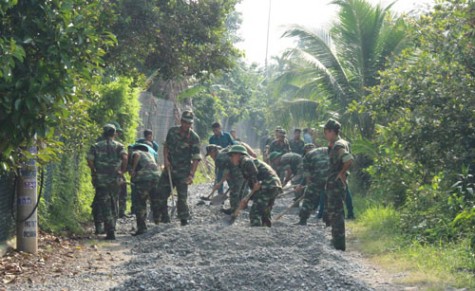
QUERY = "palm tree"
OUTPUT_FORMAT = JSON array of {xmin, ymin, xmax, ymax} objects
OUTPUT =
[{"xmin": 277, "ymin": 0, "xmax": 409, "ymax": 139}]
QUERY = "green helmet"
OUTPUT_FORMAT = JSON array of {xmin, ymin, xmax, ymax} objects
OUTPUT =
[
  {"xmin": 205, "ymin": 144, "xmax": 222, "ymax": 156},
  {"xmin": 304, "ymin": 143, "xmax": 316, "ymax": 152},
  {"xmin": 269, "ymin": 151, "xmax": 283, "ymax": 161},
  {"xmin": 110, "ymin": 121, "xmax": 123, "ymax": 132},
  {"xmin": 103, "ymin": 123, "xmax": 116, "ymax": 133},
  {"xmin": 228, "ymin": 144, "xmax": 248, "ymax": 155},
  {"xmin": 324, "ymin": 119, "xmax": 341, "ymax": 131}
]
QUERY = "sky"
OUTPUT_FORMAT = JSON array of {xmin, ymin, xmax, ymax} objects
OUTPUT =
[{"xmin": 236, "ymin": 0, "xmax": 434, "ymax": 65}]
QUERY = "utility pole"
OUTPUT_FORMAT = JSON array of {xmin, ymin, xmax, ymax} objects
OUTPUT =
[
  {"xmin": 16, "ymin": 143, "xmax": 38, "ymax": 254},
  {"xmin": 264, "ymin": 0, "xmax": 272, "ymax": 80}
]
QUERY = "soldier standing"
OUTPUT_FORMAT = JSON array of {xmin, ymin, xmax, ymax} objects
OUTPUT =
[
  {"xmin": 156, "ymin": 110, "xmax": 201, "ymax": 226},
  {"xmin": 268, "ymin": 128, "xmax": 290, "ymax": 154},
  {"xmin": 87, "ymin": 124, "xmax": 128, "ymax": 240},
  {"xmin": 296, "ymin": 145, "xmax": 329, "ymax": 225},
  {"xmin": 289, "ymin": 128, "xmax": 305, "ymax": 155},
  {"xmin": 324, "ymin": 119, "xmax": 353, "ymax": 251},
  {"xmin": 129, "ymin": 143, "xmax": 161, "ymax": 235},
  {"xmin": 228, "ymin": 145, "xmax": 282, "ymax": 227}
]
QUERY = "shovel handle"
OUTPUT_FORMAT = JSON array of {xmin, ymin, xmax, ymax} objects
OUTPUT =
[
  {"xmin": 231, "ymin": 189, "xmax": 257, "ymax": 219},
  {"xmin": 273, "ymin": 193, "xmax": 306, "ymax": 222}
]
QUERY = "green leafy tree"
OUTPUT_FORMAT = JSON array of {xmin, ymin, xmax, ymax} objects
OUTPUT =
[
  {"xmin": 0, "ymin": 0, "xmax": 115, "ymax": 170},
  {"xmin": 362, "ymin": 0, "xmax": 475, "ymax": 243}
]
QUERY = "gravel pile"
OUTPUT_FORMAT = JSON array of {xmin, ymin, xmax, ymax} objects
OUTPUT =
[{"xmin": 113, "ymin": 183, "xmax": 374, "ymax": 291}]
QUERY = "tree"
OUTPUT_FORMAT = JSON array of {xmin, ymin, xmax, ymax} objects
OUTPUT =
[
  {"xmin": 0, "ymin": 0, "xmax": 115, "ymax": 170},
  {"xmin": 105, "ymin": 0, "xmax": 241, "ymax": 80},
  {"xmin": 277, "ymin": 0, "xmax": 409, "ymax": 138}
]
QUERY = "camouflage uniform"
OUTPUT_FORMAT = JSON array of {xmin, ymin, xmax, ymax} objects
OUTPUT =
[
  {"xmin": 268, "ymin": 139, "xmax": 291, "ymax": 154},
  {"xmin": 238, "ymin": 156, "xmax": 282, "ymax": 227},
  {"xmin": 157, "ymin": 126, "xmax": 201, "ymax": 222},
  {"xmin": 87, "ymin": 137, "xmax": 127, "ymax": 237},
  {"xmin": 326, "ymin": 136, "xmax": 353, "ymax": 251},
  {"xmin": 289, "ymin": 138, "xmax": 305, "ymax": 155},
  {"xmin": 298, "ymin": 147, "xmax": 329, "ymax": 223},
  {"xmin": 216, "ymin": 147, "xmax": 247, "ymax": 211},
  {"xmin": 130, "ymin": 148, "xmax": 161, "ymax": 233}
]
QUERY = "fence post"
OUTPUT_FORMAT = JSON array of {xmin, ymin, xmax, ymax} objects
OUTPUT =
[{"xmin": 16, "ymin": 144, "xmax": 38, "ymax": 254}]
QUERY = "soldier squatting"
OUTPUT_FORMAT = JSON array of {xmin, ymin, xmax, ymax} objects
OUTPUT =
[{"xmin": 87, "ymin": 111, "xmax": 354, "ymax": 251}]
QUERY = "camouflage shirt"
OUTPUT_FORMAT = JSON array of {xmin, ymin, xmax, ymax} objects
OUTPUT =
[
  {"xmin": 165, "ymin": 126, "xmax": 201, "ymax": 178},
  {"xmin": 279, "ymin": 152, "xmax": 303, "ymax": 175},
  {"xmin": 328, "ymin": 136, "xmax": 353, "ymax": 180},
  {"xmin": 289, "ymin": 139, "xmax": 305, "ymax": 155},
  {"xmin": 215, "ymin": 146, "xmax": 232, "ymax": 171},
  {"xmin": 131, "ymin": 150, "xmax": 160, "ymax": 183},
  {"xmin": 269, "ymin": 139, "xmax": 290, "ymax": 154},
  {"xmin": 87, "ymin": 139, "xmax": 127, "ymax": 187},
  {"xmin": 239, "ymin": 156, "xmax": 282, "ymax": 190},
  {"xmin": 303, "ymin": 147, "xmax": 329, "ymax": 187}
]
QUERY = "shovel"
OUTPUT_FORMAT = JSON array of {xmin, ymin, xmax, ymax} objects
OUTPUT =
[
  {"xmin": 167, "ymin": 167, "xmax": 177, "ymax": 218},
  {"xmin": 210, "ymin": 187, "xmax": 231, "ymax": 205},
  {"xmin": 273, "ymin": 192, "xmax": 306, "ymax": 222},
  {"xmin": 228, "ymin": 188, "xmax": 258, "ymax": 225}
]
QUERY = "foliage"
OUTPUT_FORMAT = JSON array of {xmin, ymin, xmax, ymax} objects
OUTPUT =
[
  {"xmin": 0, "ymin": 0, "xmax": 115, "ymax": 171},
  {"xmin": 277, "ymin": 0, "xmax": 409, "ymax": 138},
  {"xmin": 105, "ymin": 0, "xmax": 241, "ymax": 79},
  {"xmin": 360, "ymin": 0, "xmax": 475, "ymax": 244}
]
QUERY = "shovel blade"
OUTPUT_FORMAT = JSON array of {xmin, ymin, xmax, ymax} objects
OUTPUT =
[{"xmin": 210, "ymin": 193, "xmax": 228, "ymax": 205}]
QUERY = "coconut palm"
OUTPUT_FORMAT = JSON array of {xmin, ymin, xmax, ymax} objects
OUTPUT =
[{"xmin": 276, "ymin": 0, "xmax": 409, "ymax": 138}]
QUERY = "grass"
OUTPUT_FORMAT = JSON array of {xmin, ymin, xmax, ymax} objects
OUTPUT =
[{"xmin": 347, "ymin": 196, "xmax": 475, "ymax": 290}]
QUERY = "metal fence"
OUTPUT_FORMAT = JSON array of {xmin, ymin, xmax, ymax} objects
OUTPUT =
[
  {"xmin": 136, "ymin": 92, "xmax": 179, "ymax": 166},
  {"xmin": 0, "ymin": 174, "xmax": 15, "ymax": 244}
]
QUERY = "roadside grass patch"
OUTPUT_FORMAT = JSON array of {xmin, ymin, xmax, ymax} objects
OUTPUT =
[{"xmin": 348, "ymin": 196, "xmax": 475, "ymax": 290}]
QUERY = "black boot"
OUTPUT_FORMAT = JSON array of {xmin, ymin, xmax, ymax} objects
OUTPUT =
[
  {"xmin": 132, "ymin": 229, "xmax": 147, "ymax": 236},
  {"xmin": 105, "ymin": 231, "xmax": 116, "ymax": 240},
  {"xmin": 220, "ymin": 208, "xmax": 233, "ymax": 215},
  {"xmin": 180, "ymin": 219, "xmax": 188, "ymax": 226},
  {"xmin": 295, "ymin": 218, "xmax": 307, "ymax": 226},
  {"xmin": 95, "ymin": 222, "xmax": 105, "ymax": 235}
]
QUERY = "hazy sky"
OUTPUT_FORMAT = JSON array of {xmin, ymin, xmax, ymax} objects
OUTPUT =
[{"xmin": 236, "ymin": 0, "xmax": 434, "ymax": 65}]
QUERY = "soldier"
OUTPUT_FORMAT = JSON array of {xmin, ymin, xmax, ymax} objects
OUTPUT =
[
  {"xmin": 156, "ymin": 110, "xmax": 201, "ymax": 226},
  {"xmin": 136, "ymin": 129, "xmax": 160, "ymax": 153},
  {"xmin": 206, "ymin": 145, "xmax": 248, "ymax": 215},
  {"xmin": 296, "ymin": 145, "xmax": 329, "ymax": 225},
  {"xmin": 228, "ymin": 145, "xmax": 282, "ymax": 227},
  {"xmin": 289, "ymin": 128, "xmax": 305, "ymax": 155},
  {"xmin": 87, "ymin": 124, "xmax": 128, "ymax": 240},
  {"xmin": 324, "ymin": 119, "xmax": 353, "ymax": 251},
  {"xmin": 129, "ymin": 143, "xmax": 161, "ymax": 235},
  {"xmin": 109, "ymin": 121, "xmax": 129, "ymax": 219},
  {"xmin": 269, "ymin": 151, "xmax": 305, "ymax": 205},
  {"xmin": 268, "ymin": 128, "xmax": 290, "ymax": 154},
  {"xmin": 209, "ymin": 122, "xmax": 235, "ymax": 195}
]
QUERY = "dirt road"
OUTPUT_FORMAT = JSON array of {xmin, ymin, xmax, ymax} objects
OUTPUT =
[{"xmin": 1, "ymin": 184, "xmax": 401, "ymax": 291}]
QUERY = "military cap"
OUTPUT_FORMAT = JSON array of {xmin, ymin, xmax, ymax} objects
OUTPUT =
[
  {"xmin": 181, "ymin": 110, "xmax": 194, "ymax": 123},
  {"xmin": 227, "ymin": 144, "xmax": 248, "ymax": 155},
  {"xmin": 132, "ymin": 143, "xmax": 149, "ymax": 152},
  {"xmin": 324, "ymin": 119, "xmax": 341, "ymax": 131},
  {"xmin": 110, "ymin": 121, "xmax": 123, "ymax": 132},
  {"xmin": 304, "ymin": 143, "xmax": 316, "ymax": 151},
  {"xmin": 268, "ymin": 151, "xmax": 283, "ymax": 161},
  {"xmin": 205, "ymin": 144, "xmax": 222, "ymax": 156},
  {"xmin": 103, "ymin": 123, "xmax": 116, "ymax": 132}
]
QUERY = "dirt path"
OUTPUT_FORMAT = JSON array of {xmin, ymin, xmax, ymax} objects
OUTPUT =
[{"xmin": 1, "ymin": 184, "xmax": 404, "ymax": 291}]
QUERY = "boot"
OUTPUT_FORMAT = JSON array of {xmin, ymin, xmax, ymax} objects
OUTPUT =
[
  {"xmin": 105, "ymin": 231, "xmax": 116, "ymax": 240},
  {"xmin": 180, "ymin": 219, "xmax": 188, "ymax": 226},
  {"xmin": 132, "ymin": 229, "xmax": 147, "ymax": 236},
  {"xmin": 161, "ymin": 214, "xmax": 170, "ymax": 223},
  {"xmin": 95, "ymin": 222, "xmax": 105, "ymax": 235},
  {"xmin": 262, "ymin": 217, "xmax": 272, "ymax": 228},
  {"xmin": 295, "ymin": 218, "xmax": 307, "ymax": 226},
  {"xmin": 220, "ymin": 208, "xmax": 233, "ymax": 215}
]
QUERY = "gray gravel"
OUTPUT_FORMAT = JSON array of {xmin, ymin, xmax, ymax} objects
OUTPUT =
[{"xmin": 5, "ymin": 183, "xmax": 400, "ymax": 290}]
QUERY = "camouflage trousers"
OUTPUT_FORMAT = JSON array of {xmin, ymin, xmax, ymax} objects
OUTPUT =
[
  {"xmin": 299, "ymin": 183, "xmax": 325, "ymax": 221},
  {"xmin": 133, "ymin": 179, "xmax": 160, "ymax": 231},
  {"xmin": 94, "ymin": 184, "xmax": 119, "ymax": 234},
  {"xmin": 250, "ymin": 187, "xmax": 281, "ymax": 227},
  {"xmin": 325, "ymin": 180, "xmax": 346, "ymax": 251},
  {"xmin": 228, "ymin": 165, "xmax": 247, "ymax": 211},
  {"xmin": 156, "ymin": 172, "xmax": 190, "ymax": 221},
  {"xmin": 118, "ymin": 183, "xmax": 128, "ymax": 217}
]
